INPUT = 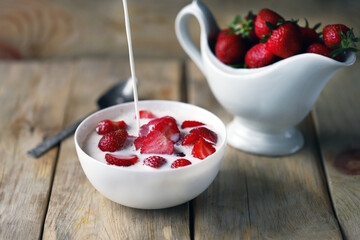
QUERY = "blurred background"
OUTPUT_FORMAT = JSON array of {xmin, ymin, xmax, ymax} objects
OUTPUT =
[{"xmin": 0, "ymin": 0, "xmax": 359, "ymax": 60}]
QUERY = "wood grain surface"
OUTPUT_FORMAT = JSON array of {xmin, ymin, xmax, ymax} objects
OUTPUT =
[
  {"xmin": 0, "ymin": 0, "xmax": 358, "ymax": 59},
  {"xmin": 0, "ymin": 57, "xmax": 359, "ymax": 239},
  {"xmin": 42, "ymin": 59, "xmax": 190, "ymax": 239},
  {"xmin": 313, "ymin": 60, "xmax": 360, "ymax": 240},
  {"xmin": 0, "ymin": 61, "xmax": 74, "ymax": 239},
  {"xmin": 186, "ymin": 61, "xmax": 343, "ymax": 239}
]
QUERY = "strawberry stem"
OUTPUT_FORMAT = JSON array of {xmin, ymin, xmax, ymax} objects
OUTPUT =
[
  {"xmin": 228, "ymin": 11, "xmax": 255, "ymax": 40},
  {"xmin": 330, "ymin": 28, "xmax": 359, "ymax": 57}
]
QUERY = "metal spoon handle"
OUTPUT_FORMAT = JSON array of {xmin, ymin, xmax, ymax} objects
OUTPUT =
[{"xmin": 27, "ymin": 116, "xmax": 86, "ymax": 158}]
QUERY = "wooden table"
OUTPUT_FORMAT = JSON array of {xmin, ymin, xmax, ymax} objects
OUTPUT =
[{"xmin": 1, "ymin": 57, "xmax": 359, "ymax": 239}]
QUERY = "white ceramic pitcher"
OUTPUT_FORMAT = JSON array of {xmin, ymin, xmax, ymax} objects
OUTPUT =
[{"xmin": 175, "ymin": 0, "xmax": 356, "ymax": 156}]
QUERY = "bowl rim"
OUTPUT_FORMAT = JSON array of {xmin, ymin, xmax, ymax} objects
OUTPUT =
[{"xmin": 74, "ymin": 100, "xmax": 227, "ymax": 174}]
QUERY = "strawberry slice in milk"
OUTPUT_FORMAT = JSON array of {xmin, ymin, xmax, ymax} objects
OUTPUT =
[{"xmin": 84, "ymin": 110, "xmax": 220, "ymax": 169}]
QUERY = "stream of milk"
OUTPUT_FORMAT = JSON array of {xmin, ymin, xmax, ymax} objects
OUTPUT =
[{"xmin": 122, "ymin": 0, "xmax": 140, "ymax": 134}]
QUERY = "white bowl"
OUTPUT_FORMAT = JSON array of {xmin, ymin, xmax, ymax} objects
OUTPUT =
[{"xmin": 74, "ymin": 100, "xmax": 227, "ymax": 209}]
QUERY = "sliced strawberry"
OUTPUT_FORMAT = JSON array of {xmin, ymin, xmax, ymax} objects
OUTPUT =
[
  {"xmin": 148, "ymin": 116, "xmax": 176, "ymax": 126},
  {"xmin": 153, "ymin": 117, "xmax": 180, "ymax": 143},
  {"xmin": 181, "ymin": 120, "xmax": 205, "ymax": 129},
  {"xmin": 105, "ymin": 153, "xmax": 138, "ymax": 166},
  {"xmin": 139, "ymin": 124, "xmax": 150, "ymax": 137},
  {"xmin": 140, "ymin": 130, "xmax": 174, "ymax": 154},
  {"xmin": 134, "ymin": 136, "xmax": 146, "ymax": 150},
  {"xmin": 98, "ymin": 129, "xmax": 128, "ymax": 152},
  {"xmin": 171, "ymin": 159, "xmax": 192, "ymax": 168},
  {"xmin": 192, "ymin": 138, "xmax": 216, "ymax": 160},
  {"xmin": 139, "ymin": 110, "xmax": 156, "ymax": 119},
  {"xmin": 143, "ymin": 156, "xmax": 167, "ymax": 168},
  {"xmin": 96, "ymin": 120, "xmax": 127, "ymax": 135},
  {"xmin": 181, "ymin": 133, "xmax": 201, "ymax": 146},
  {"xmin": 190, "ymin": 127, "xmax": 218, "ymax": 144}
]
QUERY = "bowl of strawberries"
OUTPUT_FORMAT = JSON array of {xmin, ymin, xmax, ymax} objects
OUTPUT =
[
  {"xmin": 74, "ymin": 100, "xmax": 227, "ymax": 209},
  {"xmin": 175, "ymin": 0, "xmax": 357, "ymax": 156}
]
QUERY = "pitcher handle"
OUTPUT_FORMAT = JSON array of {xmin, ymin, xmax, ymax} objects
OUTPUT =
[{"xmin": 175, "ymin": 0, "xmax": 219, "ymax": 74}]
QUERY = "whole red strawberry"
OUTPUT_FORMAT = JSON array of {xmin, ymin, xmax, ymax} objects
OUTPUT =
[
  {"xmin": 306, "ymin": 43, "xmax": 331, "ymax": 58},
  {"xmin": 301, "ymin": 27, "xmax": 320, "ymax": 47},
  {"xmin": 322, "ymin": 24, "xmax": 359, "ymax": 58},
  {"xmin": 98, "ymin": 129, "xmax": 128, "ymax": 152},
  {"xmin": 255, "ymin": 8, "xmax": 284, "ymax": 40},
  {"xmin": 215, "ymin": 28, "xmax": 246, "ymax": 64},
  {"xmin": 171, "ymin": 159, "xmax": 192, "ymax": 168},
  {"xmin": 323, "ymin": 24, "xmax": 350, "ymax": 49},
  {"xmin": 245, "ymin": 43, "xmax": 276, "ymax": 68},
  {"xmin": 300, "ymin": 20, "xmax": 321, "ymax": 48},
  {"xmin": 266, "ymin": 22, "xmax": 303, "ymax": 58}
]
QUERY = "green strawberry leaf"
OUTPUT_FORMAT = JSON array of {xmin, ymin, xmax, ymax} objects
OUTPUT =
[
  {"xmin": 229, "ymin": 62, "xmax": 246, "ymax": 68},
  {"xmin": 330, "ymin": 48, "xmax": 344, "ymax": 57},
  {"xmin": 304, "ymin": 18, "xmax": 309, "ymax": 28},
  {"xmin": 313, "ymin": 22, "xmax": 321, "ymax": 31},
  {"xmin": 265, "ymin": 21, "xmax": 278, "ymax": 31}
]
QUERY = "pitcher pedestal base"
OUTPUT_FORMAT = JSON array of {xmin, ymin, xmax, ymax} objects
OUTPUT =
[{"xmin": 227, "ymin": 120, "xmax": 304, "ymax": 156}]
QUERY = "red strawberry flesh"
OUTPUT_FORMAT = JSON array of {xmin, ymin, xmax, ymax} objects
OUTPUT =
[
  {"xmin": 181, "ymin": 132, "xmax": 201, "ymax": 146},
  {"xmin": 190, "ymin": 127, "xmax": 218, "ymax": 144},
  {"xmin": 192, "ymin": 138, "xmax": 216, "ymax": 160},
  {"xmin": 134, "ymin": 136, "xmax": 146, "ymax": 150},
  {"xmin": 152, "ymin": 116, "xmax": 180, "ymax": 143},
  {"xmin": 105, "ymin": 153, "xmax": 138, "ymax": 166},
  {"xmin": 96, "ymin": 120, "xmax": 127, "ymax": 135},
  {"xmin": 140, "ymin": 130, "xmax": 174, "ymax": 154},
  {"xmin": 139, "ymin": 110, "xmax": 156, "ymax": 119},
  {"xmin": 181, "ymin": 120, "xmax": 205, "ymax": 129}
]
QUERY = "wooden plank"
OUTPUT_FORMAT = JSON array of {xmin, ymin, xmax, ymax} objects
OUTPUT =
[
  {"xmin": 43, "ymin": 59, "xmax": 190, "ymax": 239},
  {"xmin": 313, "ymin": 60, "xmax": 360, "ymax": 239},
  {"xmin": 0, "ymin": 0, "xmax": 358, "ymax": 59},
  {"xmin": 0, "ymin": 61, "xmax": 74, "ymax": 239},
  {"xmin": 187, "ymin": 61, "xmax": 342, "ymax": 239}
]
